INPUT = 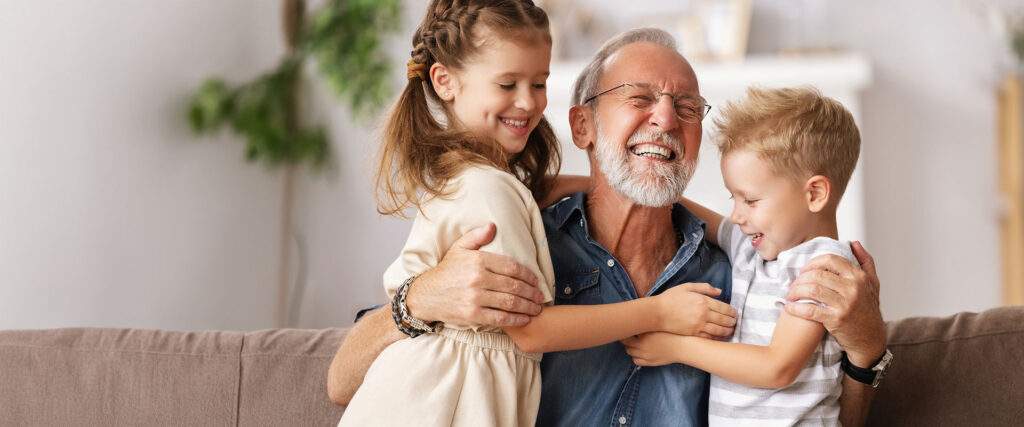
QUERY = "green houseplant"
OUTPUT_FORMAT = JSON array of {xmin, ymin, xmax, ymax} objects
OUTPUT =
[{"xmin": 188, "ymin": 0, "xmax": 401, "ymax": 327}]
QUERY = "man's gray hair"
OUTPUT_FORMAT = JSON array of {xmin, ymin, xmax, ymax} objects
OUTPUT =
[{"xmin": 570, "ymin": 28, "xmax": 678, "ymax": 107}]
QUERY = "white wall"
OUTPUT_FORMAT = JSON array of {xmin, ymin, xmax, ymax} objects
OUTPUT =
[
  {"xmin": 0, "ymin": 1, "xmax": 287, "ymax": 330},
  {"xmin": 0, "ymin": 0, "xmax": 1012, "ymax": 331}
]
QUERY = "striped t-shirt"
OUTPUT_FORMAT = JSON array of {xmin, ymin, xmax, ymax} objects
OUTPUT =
[{"xmin": 708, "ymin": 219, "xmax": 854, "ymax": 427}]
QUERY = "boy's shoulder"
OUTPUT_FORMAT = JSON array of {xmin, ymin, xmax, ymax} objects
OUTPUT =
[{"xmin": 778, "ymin": 237, "xmax": 856, "ymax": 267}]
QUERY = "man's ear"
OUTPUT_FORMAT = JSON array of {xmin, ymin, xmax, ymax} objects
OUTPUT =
[
  {"xmin": 805, "ymin": 175, "xmax": 831, "ymax": 213},
  {"xmin": 430, "ymin": 63, "xmax": 455, "ymax": 101},
  {"xmin": 569, "ymin": 105, "xmax": 596, "ymax": 150}
]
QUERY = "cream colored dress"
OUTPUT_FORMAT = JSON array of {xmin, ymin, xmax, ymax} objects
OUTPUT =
[{"xmin": 339, "ymin": 165, "xmax": 555, "ymax": 427}]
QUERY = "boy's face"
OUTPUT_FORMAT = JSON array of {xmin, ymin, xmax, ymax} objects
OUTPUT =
[{"xmin": 721, "ymin": 150, "xmax": 815, "ymax": 261}]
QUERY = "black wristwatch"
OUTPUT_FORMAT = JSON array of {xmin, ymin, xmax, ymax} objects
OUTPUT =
[{"xmin": 841, "ymin": 349, "xmax": 893, "ymax": 388}]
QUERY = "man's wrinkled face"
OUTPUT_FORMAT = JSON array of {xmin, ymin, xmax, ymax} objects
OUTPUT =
[
  {"xmin": 593, "ymin": 115, "xmax": 696, "ymax": 207},
  {"xmin": 587, "ymin": 42, "xmax": 704, "ymax": 207}
]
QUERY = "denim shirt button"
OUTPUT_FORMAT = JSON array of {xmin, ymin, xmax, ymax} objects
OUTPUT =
[
  {"xmin": 607, "ymin": 259, "xmax": 615, "ymax": 267},
  {"xmin": 563, "ymin": 286, "xmax": 572, "ymax": 295},
  {"xmin": 618, "ymin": 415, "xmax": 627, "ymax": 425},
  {"xmin": 691, "ymin": 232, "xmax": 699, "ymax": 239}
]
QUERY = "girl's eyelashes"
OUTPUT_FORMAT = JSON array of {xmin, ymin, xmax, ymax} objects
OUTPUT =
[
  {"xmin": 498, "ymin": 82, "xmax": 547, "ymax": 90},
  {"xmin": 744, "ymin": 199, "xmax": 759, "ymax": 206}
]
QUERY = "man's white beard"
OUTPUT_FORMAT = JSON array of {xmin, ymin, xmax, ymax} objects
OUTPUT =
[{"xmin": 594, "ymin": 122, "xmax": 696, "ymax": 207}]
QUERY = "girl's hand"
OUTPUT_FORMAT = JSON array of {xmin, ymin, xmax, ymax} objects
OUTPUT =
[
  {"xmin": 655, "ymin": 283, "xmax": 737, "ymax": 338},
  {"xmin": 621, "ymin": 332, "xmax": 686, "ymax": 366}
]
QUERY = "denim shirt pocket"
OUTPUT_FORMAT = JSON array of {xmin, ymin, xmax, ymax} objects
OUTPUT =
[{"xmin": 553, "ymin": 269, "xmax": 600, "ymax": 302}]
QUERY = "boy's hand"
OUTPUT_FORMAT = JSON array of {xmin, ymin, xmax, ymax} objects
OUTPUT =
[
  {"xmin": 655, "ymin": 283, "xmax": 737, "ymax": 338},
  {"xmin": 622, "ymin": 332, "xmax": 685, "ymax": 366}
]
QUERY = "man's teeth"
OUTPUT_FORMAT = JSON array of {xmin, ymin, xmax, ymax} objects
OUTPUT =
[
  {"xmin": 630, "ymin": 144, "xmax": 672, "ymax": 160},
  {"xmin": 502, "ymin": 118, "xmax": 527, "ymax": 128}
]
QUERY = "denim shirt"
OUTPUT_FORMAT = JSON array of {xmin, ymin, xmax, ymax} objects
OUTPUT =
[{"xmin": 536, "ymin": 192, "xmax": 732, "ymax": 427}]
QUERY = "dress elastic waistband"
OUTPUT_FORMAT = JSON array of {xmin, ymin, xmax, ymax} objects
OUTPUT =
[{"xmin": 437, "ymin": 327, "xmax": 542, "ymax": 362}]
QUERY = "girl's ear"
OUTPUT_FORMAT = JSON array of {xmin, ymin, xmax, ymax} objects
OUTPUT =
[
  {"xmin": 430, "ymin": 63, "xmax": 455, "ymax": 101},
  {"xmin": 805, "ymin": 175, "xmax": 831, "ymax": 213}
]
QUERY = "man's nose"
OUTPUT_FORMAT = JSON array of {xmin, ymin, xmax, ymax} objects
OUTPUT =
[{"xmin": 648, "ymin": 96, "xmax": 679, "ymax": 132}]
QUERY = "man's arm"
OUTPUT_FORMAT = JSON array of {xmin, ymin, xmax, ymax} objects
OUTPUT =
[
  {"xmin": 326, "ymin": 224, "xmax": 544, "ymax": 406},
  {"xmin": 785, "ymin": 241, "xmax": 885, "ymax": 426},
  {"xmin": 327, "ymin": 306, "xmax": 403, "ymax": 405}
]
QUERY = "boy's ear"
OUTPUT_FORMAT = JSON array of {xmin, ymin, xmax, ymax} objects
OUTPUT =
[
  {"xmin": 430, "ymin": 63, "xmax": 455, "ymax": 101},
  {"xmin": 805, "ymin": 175, "xmax": 831, "ymax": 213},
  {"xmin": 569, "ymin": 105, "xmax": 596, "ymax": 150}
]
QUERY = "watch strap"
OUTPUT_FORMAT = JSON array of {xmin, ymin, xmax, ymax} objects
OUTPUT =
[{"xmin": 841, "ymin": 348, "xmax": 893, "ymax": 388}]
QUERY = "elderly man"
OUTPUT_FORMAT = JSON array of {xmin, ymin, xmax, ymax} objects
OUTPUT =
[{"xmin": 328, "ymin": 28, "xmax": 887, "ymax": 426}]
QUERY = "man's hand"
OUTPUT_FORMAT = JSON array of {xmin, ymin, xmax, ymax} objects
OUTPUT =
[
  {"xmin": 785, "ymin": 241, "xmax": 886, "ymax": 366},
  {"xmin": 655, "ymin": 283, "xmax": 737, "ymax": 339},
  {"xmin": 622, "ymin": 332, "xmax": 685, "ymax": 366},
  {"xmin": 405, "ymin": 223, "xmax": 546, "ymax": 328}
]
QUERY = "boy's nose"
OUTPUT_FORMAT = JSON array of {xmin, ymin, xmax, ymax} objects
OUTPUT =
[{"xmin": 729, "ymin": 208, "xmax": 744, "ymax": 225}]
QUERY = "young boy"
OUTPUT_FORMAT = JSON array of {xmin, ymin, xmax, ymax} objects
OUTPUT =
[{"xmin": 622, "ymin": 86, "xmax": 861, "ymax": 426}]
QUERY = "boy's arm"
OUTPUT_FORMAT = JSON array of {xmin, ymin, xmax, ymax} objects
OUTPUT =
[
  {"xmin": 504, "ymin": 283, "xmax": 736, "ymax": 353},
  {"xmin": 623, "ymin": 311, "xmax": 825, "ymax": 389},
  {"xmin": 538, "ymin": 174, "xmax": 589, "ymax": 208},
  {"xmin": 680, "ymin": 198, "xmax": 724, "ymax": 246}
]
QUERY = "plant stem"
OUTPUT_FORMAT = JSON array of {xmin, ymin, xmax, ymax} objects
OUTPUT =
[{"xmin": 277, "ymin": 0, "xmax": 305, "ymax": 327}]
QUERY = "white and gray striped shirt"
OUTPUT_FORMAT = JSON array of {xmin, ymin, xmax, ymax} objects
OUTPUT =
[{"xmin": 708, "ymin": 219, "xmax": 853, "ymax": 427}]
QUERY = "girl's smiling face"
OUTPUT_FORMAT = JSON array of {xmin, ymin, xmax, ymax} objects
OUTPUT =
[
  {"xmin": 442, "ymin": 36, "xmax": 551, "ymax": 154},
  {"xmin": 721, "ymin": 149, "xmax": 816, "ymax": 261}
]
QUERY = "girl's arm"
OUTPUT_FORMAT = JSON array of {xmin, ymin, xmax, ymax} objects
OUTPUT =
[
  {"xmin": 537, "ymin": 174, "xmax": 589, "ymax": 208},
  {"xmin": 504, "ymin": 282, "xmax": 736, "ymax": 354},
  {"xmin": 624, "ymin": 311, "xmax": 825, "ymax": 389},
  {"xmin": 679, "ymin": 198, "xmax": 724, "ymax": 247}
]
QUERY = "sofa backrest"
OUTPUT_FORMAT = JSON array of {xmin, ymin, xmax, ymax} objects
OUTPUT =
[
  {"xmin": 3, "ymin": 306, "xmax": 1023, "ymax": 426},
  {"xmin": 0, "ymin": 327, "xmax": 347, "ymax": 426},
  {"xmin": 866, "ymin": 306, "xmax": 1024, "ymax": 426}
]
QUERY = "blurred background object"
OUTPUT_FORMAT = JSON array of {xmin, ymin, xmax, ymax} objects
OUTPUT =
[
  {"xmin": 0, "ymin": 0, "xmax": 1020, "ymax": 331},
  {"xmin": 186, "ymin": 0, "xmax": 400, "ymax": 327}
]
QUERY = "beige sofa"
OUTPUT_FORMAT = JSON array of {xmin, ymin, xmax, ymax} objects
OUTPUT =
[{"xmin": 1, "ymin": 307, "xmax": 1022, "ymax": 426}]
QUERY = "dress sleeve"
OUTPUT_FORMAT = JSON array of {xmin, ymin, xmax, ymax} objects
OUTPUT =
[{"xmin": 382, "ymin": 168, "xmax": 555, "ymax": 305}]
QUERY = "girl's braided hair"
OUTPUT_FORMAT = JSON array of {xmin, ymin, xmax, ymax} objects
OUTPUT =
[{"xmin": 376, "ymin": 0, "xmax": 560, "ymax": 217}]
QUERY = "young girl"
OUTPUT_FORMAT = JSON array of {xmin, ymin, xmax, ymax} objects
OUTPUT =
[{"xmin": 339, "ymin": 1, "xmax": 718, "ymax": 426}]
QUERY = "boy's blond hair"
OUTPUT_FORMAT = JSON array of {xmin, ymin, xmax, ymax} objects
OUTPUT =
[{"xmin": 714, "ymin": 86, "xmax": 861, "ymax": 201}]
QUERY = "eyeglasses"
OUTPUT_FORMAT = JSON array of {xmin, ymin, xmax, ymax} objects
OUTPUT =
[{"xmin": 583, "ymin": 83, "xmax": 712, "ymax": 123}]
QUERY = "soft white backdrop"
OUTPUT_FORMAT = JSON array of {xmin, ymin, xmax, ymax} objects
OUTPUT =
[{"xmin": 0, "ymin": 0, "xmax": 1010, "ymax": 330}]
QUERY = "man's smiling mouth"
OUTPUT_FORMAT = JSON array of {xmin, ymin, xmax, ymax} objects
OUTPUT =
[{"xmin": 629, "ymin": 143, "xmax": 675, "ymax": 160}]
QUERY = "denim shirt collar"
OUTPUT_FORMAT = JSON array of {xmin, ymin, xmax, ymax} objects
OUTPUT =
[{"xmin": 547, "ymin": 191, "xmax": 709, "ymax": 249}]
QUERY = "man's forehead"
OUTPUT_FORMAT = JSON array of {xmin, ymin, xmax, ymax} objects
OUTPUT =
[{"xmin": 601, "ymin": 43, "xmax": 699, "ymax": 93}]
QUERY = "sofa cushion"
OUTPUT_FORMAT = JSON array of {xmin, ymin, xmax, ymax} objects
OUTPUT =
[
  {"xmin": 867, "ymin": 306, "xmax": 1024, "ymax": 426},
  {"xmin": 0, "ymin": 328, "xmax": 243, "ymax": 426},
  {"xmin": 237, "ymin": 328, "xmax": 347, "ymax": 426}
]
